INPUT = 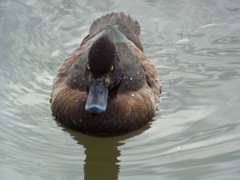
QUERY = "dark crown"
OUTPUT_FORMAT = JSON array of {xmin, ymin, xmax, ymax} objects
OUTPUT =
[{"xmin": 88, "ymin": 35, "xmax": 116, "ymax": 78}]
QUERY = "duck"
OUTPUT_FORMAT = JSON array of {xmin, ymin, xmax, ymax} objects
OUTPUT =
[{"xmin": 50, "ymin": 12, "xmax": 160, "ymax": 135}]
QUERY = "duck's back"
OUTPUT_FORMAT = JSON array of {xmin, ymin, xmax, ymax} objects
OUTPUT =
[{"xmin": 81, "ymin": 12, "xmax": 143, "ymax": 51}]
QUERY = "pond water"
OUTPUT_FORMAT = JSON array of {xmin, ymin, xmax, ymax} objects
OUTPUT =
[{"xmin": 1, "ymin": 0, "xmax": 240, "ymax": 179}]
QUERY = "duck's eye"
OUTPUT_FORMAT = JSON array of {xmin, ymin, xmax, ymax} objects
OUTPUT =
[
  {"xmin": 87, "ymin": 64, "xmax": 90, "ymax": 70},
  {"xmin": 110, "ymin": 65, "xmax": 114, "ymax": 71}
]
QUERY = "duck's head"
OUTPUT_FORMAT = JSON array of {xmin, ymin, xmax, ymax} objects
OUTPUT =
[{"xmin": 84, "ymin": 35, "xmax": 123, "ymax": 115}]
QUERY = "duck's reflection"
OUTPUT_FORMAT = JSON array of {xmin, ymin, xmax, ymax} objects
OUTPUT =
[
  {"xmin": 65, "ymin": 124, "xmax": 149, "ymax": 180},
  {"xmin": 83, "ymin": 137, "xmax": 121, "ymax": 180}
]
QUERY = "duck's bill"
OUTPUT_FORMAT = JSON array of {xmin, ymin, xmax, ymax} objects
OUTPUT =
[{"xmin": 85, "ymin": 79, "xmax": 108, "ymax": 115}]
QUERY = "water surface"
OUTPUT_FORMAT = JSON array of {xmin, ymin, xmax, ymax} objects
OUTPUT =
[{"xmin": 1, "ymin": 0, "xmax": 240, "ymax": 179}]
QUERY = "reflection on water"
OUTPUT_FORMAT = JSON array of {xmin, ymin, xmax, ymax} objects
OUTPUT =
[
  {"xmin": 72, "ymin": 132, "xmax": 121, "ymax": 180},
  {"xmin": 83, "ymin": 139, "xmax": 120, "ymax": 180},
  {"xmin": 1, "ymin": 0, "xmax": 240, "ymax": 179},
  {"xmin": 64, "ymin": 124, "xmax": 150, "ymax": 180}
]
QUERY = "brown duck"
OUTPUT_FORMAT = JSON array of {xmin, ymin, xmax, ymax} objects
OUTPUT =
[{"xmin": 51, "ymin": 12, "xmax": 160, "ymax": 135}]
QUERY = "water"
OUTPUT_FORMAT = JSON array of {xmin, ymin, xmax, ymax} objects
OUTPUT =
[{"xmin": 1, "ymin": 0, "xmax": 240, "ymax": 179}]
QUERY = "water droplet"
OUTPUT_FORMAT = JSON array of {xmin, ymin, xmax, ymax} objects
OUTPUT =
[
  {"xmin": 130, "ymin": 77, "xmax": 133, "ymax": 80},
  {"xmin": 132, "ymin": 94, "xmax": 134, "ymax": 97},
  {"xmin": 176, "ymin": 146, "xmax": 181, "ymax": 152}
]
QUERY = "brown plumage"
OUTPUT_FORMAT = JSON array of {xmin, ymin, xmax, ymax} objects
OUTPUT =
[{"xmin": 50, "ymin": 12, "xmax": 160, "ymax": 135}]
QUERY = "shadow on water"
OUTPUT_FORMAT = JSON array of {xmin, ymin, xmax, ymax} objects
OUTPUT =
[{"xmin": 62, "ymin": 124, "xmax": 150, "ymax": 180}]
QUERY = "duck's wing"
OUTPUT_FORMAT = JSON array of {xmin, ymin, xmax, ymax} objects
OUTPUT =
[
  {"xmin": 81, "ymin": 12, "xmax": 143, "ymax": 51},
  {"xmin": 66, "ymin": 49, "xmax": 89, "ymax": 91}
]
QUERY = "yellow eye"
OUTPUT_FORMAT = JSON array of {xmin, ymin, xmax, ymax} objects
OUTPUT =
[
  {"xmin": 110, "ymin": 65, "xmax": 114, "ymax": 71},
  {"xmin": 87, "ymin": 64, "xmax": 90, "ymax": 70}
]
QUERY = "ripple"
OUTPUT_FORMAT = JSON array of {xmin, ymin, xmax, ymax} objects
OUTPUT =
[
  {"xmin": 191, "ymin": 48, "xmax": 240, "ymax": 57},
  {"xmin": 213, "ymin": 36, "xmax": 240, "ymax": 44},
  {"xmin": 227, "ymin": 7, "xmax": 240, "ymax": 12}
]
